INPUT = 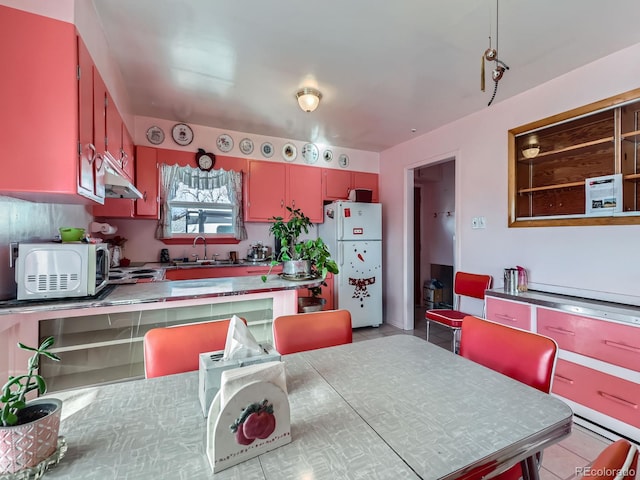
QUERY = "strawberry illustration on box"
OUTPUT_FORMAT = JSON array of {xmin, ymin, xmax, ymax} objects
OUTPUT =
[{"xmin": 206, "ymin": 363, "xmax": 290, "ymax": 473}]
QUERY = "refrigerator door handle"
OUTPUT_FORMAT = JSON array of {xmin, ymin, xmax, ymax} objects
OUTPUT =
[{"xmin": 338, "ymin": 242, "xmax": 344, "ymax": 266}]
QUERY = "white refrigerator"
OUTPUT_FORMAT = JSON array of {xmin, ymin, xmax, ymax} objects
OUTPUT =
[{"xmin": 318, "ymin": 201, "xmax": 382, "ymax": 328}]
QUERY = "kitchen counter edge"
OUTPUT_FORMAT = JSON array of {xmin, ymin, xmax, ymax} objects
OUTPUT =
[
  {"xmin": 485, "ymin": 288, "xmax": 640, "ymax": 326},
  {"xmin": 0, "ymin": 275, "xmax": 322, "ymax": 315}
]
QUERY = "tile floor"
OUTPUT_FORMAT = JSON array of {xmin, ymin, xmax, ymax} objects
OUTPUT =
[{"xmin": 351, "ymin": 306, "xmax": 629, "ymax": 480}]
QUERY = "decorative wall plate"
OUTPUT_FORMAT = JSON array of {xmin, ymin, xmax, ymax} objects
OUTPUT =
[
  {"xmin": 216, "ymin": 134, "xmax": 234, "ymax": 152},
  {"xmin": 282, "ymin": 143, "xmax": 297, "ymax": 162},
  {"xmin": 302, "ymin": 143, "xmax": 319, "ymax": 164},
  {"xmin": 171, "ymin": 123, "xmax": 194, "ymax": 146},
  {"xmin": 338, "ymin": 154, "xmax": 350, "ymax": 168},
  {"xmin": 239, "ymin": 138, "xmax": 254, "ymax": 155},
  {"xmin": 323, "ymin": 149, "xmax": 333, "ymax": 162},
  {"xmin": 261, "ymin": 142, "xmax": 274, "ymax": 158},
  {"xmin": 146, "ymin": 126, "xmax": 165, "ymax": 145}
]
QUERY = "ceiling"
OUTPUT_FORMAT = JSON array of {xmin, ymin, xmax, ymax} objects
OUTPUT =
[{"xmin": 91, "ymin": 0, "xmax": 640, "ymax": 153}]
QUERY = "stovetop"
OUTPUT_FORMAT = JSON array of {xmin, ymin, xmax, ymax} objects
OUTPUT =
[{"xmin": 109, "ymin": 267, "xmax": 164, "ymax": 284}]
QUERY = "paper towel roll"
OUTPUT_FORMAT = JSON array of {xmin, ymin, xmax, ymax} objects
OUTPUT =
[{"xmin": 90, "ymin": 222, "xmax": 118, "ymax": 235}]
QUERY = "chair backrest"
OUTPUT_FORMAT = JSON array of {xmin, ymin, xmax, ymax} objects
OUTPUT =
[
  {"xmin": 581, "ymin": 439, "xmax": 638, "ymax": 480},
  {"xmin": 143, "ymin": 318, "xmax": 244, "ymax": 378},
  {"xmin": 273, "ymin": 310, "xmax": 352, "ymax": 355},
  {"xmin": 459, "ymin": 315, "xmax": 558, "ymax": 393},
  {"xmin": 454, "ymin": 271, "xmax": 493, "ymax": 300}
]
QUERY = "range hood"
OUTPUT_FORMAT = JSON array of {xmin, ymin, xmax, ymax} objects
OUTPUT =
[{"xmin": 103, "ymin": 156, "xmax": 143, "ymax": 200}]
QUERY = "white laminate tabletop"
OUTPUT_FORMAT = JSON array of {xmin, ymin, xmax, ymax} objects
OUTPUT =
[{"xmin": 44, "ymin": 335, "xmax": 572, "ymax": 480}]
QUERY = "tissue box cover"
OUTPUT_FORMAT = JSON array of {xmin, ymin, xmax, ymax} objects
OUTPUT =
[{"xmin": 198, "ymin": 344, "xmax": 281, "ymax": 416}]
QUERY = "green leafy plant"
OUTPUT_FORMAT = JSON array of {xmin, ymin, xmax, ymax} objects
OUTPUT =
[
  {"xmin": 1, "ymin": 336, "xmax": 60, "ymax": 427},
  {"xmin": 261, "ymin": 207, "xmax": 338, "ymax": 283}
]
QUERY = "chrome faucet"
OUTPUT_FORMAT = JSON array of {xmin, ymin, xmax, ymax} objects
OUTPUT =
[{"xmin": 193, "ymin": 235, "xmax": 207, "ymax": 260}]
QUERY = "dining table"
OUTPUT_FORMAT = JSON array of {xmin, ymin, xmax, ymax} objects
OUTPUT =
[{"xmin": 44, "ymin": 334, "xmax": 573, "ymax": 479}]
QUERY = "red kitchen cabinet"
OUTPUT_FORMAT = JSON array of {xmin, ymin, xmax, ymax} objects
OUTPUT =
[
  {"xmin": 246, "ymin": 161, "xmax": 286, "ymax": 221},
  {"xmin": 94, "ymin": 146, "xmax": 157, "ymax": 219},
  {"xmin": 323, "ymin": 170, "xmax": 352, "ymax": 200},
  {"xmin": 246, "ymin": 162, "xmax": 323, "ymax": 222},
  {"xmin": 553, "ymin": 359, "xmax": 640, "ymax": 429},
  {"xmin": 164, "ymin": 264, "xmax": 282, "ymax": 281},
  {"xmin": 323, "ymin": 170, "xmax": 379, "ymax": 202},
  {"xmin": 0, "ymin": 8, "xmax": 91, "ymax": 203},
  {"xmin": 135, "ymin": 146, "xmax": 159, "ymax": 218},
  {"xmin": 485, "ymin": 297, "xmax": 532, "ymax": 330},
  {"xmin": 77, "ymin": 36, "xmax": 105, "ymax": 203},
  {"xmin": 537, "ymin": 308, "xmax": 640, "ymax": 372},
  {"xmin": 105, "ymin": 92, "xmax": 135, "ymax": 180}
]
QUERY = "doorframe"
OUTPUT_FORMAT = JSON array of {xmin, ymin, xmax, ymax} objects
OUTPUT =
[{"xmin": 402, "ymin": 151, "xmax": 459, "ymax": 331}]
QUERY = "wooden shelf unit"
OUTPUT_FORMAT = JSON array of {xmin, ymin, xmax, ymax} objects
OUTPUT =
[{"xmin": 509, "ymin": 87, "xmax": 640, "ymax": 226}]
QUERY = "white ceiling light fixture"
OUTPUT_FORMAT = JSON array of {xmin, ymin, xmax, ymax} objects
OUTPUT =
[
  {"xmin": 296, "ymin": 87, "xmax": 322, "ymax": 112},
  {"xmin": 522, "ymin": 144, "xmax": 541, "ymax": 159}
]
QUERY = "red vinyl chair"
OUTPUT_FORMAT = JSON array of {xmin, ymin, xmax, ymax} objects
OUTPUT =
[
  {"xmin": 425, "ymin": 271, "xmax": 492, "ymax": 353},
  {"xmin": 459, "ymin": 315, "xmax": 559, "ymax": 480},
  {"xmin": 273, "ymin": 310, "xmax": 352, "ymax": 355},
  {"xmin": 580, "ymin": 439, "xmax": 638, "ymax": 480},
  {"xmin": 143, "ymin": 318, "xmax": 245, "ymax": 378}
]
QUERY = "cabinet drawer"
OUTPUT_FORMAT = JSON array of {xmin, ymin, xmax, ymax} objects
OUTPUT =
[
  {"xmin": 553, "ymin": 359, "xmax": 640, "ymax": 428},
  {"xmin": 485, "ymin": 297, "xmax": 532, "ymax": 330},
  {"xmin": 537, "ymin": 308, "xmax": 640, "ymax": 372}
]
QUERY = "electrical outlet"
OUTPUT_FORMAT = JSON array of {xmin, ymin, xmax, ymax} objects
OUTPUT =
[
  {"xmin": 478, "ymin": 216, "xmax": 486, "ymax": 229},
  {"xmin": 471, "ymin": 217, "xmax": 480, "ymax": 229}
]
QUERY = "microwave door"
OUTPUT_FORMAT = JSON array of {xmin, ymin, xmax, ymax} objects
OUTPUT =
[{"xmin": 95, "ymin": 247, "xmax": 110, "ymax": 292}]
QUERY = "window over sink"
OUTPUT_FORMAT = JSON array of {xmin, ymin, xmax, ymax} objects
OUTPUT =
[{"xmin": 158, "ymin": 164, "xmax": 247, "ymax": 240}]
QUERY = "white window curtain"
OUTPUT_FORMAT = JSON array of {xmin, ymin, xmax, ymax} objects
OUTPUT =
[{"xmin": 156, "ymin": 164, "xmax": 247, "ymax": 240}]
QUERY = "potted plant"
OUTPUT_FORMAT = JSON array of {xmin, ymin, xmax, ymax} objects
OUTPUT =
[
  {"xmin": 0, "ymin": 336, "xmax": 63, "ymax": 475},
  {"xmin": 262, "ymin": 207, "xmax": 339, "ymax": 311}
]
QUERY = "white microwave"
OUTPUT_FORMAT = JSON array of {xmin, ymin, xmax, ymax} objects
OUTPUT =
[{"xmin": 16, "ymin": 243, "xmax": 110, "ymax": 300}]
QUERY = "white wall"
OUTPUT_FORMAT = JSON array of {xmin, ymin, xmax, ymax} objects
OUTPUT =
[{"xmin": 380, "ymin": 42, "xmax": 640, "ymax": 330}]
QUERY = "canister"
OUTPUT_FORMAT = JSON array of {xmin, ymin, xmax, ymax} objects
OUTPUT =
[{"xmin": 503, "ymin": 268, "xmax": 518, "ymax": 294}]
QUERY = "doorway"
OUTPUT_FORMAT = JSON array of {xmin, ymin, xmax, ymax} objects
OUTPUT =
[{"xmin": 413, "ymin": 160, "xmax": 456, "ymax": 324}]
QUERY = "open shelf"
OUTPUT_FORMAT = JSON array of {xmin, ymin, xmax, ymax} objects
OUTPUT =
[
  {"xmin": 517, "ymin": 137, "xmax": 614, "ymax": 163},
  {"xmin": 518, "ymin": 181, "xmax": 584, "ymax": 194}
]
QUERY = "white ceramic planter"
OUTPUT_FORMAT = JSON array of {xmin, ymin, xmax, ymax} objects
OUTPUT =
[{"xmin": 0, "ymin": 398, "xmax": 62, "ymax": 474}]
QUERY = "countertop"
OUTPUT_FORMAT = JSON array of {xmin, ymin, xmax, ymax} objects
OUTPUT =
[
  {"xmin": 486, "ymin": 288, "xmax": 640, "ymax": 326},
  {"xmin": 0, "ymin": 274, "xmax": 321, "ymax": 316}
]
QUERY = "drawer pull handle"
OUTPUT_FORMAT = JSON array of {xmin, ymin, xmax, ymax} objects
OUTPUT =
[
  {"xmin": 554, "ymin": 374, "xmax": 574, "ymax": 385},
  {"xmin": 604, "ymin": 340, "xmax": 640, "ymax": 353},
  {"xmin": 598, "ymin": 391, "xmax": 638, "ymax": 409},
  {"xmin": 495, "ymin": 313, "xmax": 516, "ymax": 322},
  {"xmin": 545, "ymin": 326, "xmax": 575, "ymax": 336}
]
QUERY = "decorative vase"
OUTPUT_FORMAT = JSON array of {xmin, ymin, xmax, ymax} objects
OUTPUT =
[{"xmin": 0, "ymin": 398, "xmax": 62, "ymax": 475}]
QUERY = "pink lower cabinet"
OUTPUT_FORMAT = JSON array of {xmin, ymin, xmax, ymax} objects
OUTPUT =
[
  {"xmin": 553, "ymin": 359, "xmax": 640, "ymax": 429},
  {"xmin": 537, "ymin": 308, "xmax": 640, "ymax": 372},
  {"xmin": 485, "ymin": 297, "xmax": 532, "ymax": 330}
]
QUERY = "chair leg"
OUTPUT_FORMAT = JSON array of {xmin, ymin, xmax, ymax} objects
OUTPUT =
[
  {"xmin": 453, "ymin": 328, "xmax": 461, "ymax": 354},
  {"xmin": 426, "ymin": 320, "xmax": 431, "ymax": 342}
]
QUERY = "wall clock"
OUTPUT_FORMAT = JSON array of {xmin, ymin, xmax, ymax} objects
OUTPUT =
[
  {"xmin": 195, "ymin": 148, "xmax": 215, "ymax": 171},
  {"xmin": 171, "ymin": 123, "xmax": 194, "ymax": 146}
]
